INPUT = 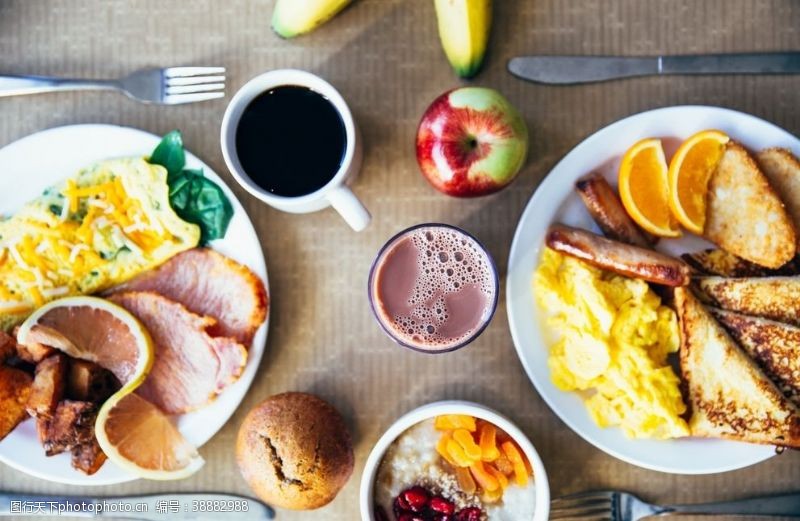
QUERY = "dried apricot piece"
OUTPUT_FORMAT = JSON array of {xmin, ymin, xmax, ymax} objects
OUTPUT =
[
  {"xmin": 481, "ymin": 484, "xmax": 503, "ymax": 503},
  {"xmin": 486, "ymin": 463, "xmax": 509, "ymax": 490},
  {"xmin": 435, "ymin": 414, "xmax": 477, "ymax": 432},
  {"xmin": 437, "ymin": 433, "xmax": 458, "ymax": 466},
  {"xmin": 494, "ymin": 455, "xmax": 514, "ymax": 476},
  {"xmin": 455, "ymin": 466, "xmax": 476, "ymax": 495},
  {"xmin": 446, "ymin": 439, "xmax": 473, "ymax": 467},
  {"xmin": 453, "ymin": 429, "xmax": 481, "ymax": 461},
  {"xmin": 478, "ymin": 423, "xmax": 500, "ymax": 462},
  {"xmin": 501, "ymin": 441, "xmax": 529, "ymax": 487},
  {"xmin": 469, "ymin": 461, "xmax": 500, "ymax": 492}
]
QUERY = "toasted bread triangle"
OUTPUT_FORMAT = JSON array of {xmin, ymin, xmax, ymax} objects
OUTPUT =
[
  {"xmin": 705, "ymin": 142, "xmax": 796, "ymax": 268},
  {"xmin": 674, "ymin": 287, "xmax": 800, "ymax": 447},
  {"xmin": 758, "ymin": 147, "xmax": 800, "ymax": 249},
  {"xmin": 696, "ymin": 276, "xmax": 800, "ymax": 326},
  {"xmin": 711, "ymin": 308, "xmax": 800, "ymax": 408},
  {"xmin": 682, "ymin": 249, "xmax": 800, "ymax": 277}
]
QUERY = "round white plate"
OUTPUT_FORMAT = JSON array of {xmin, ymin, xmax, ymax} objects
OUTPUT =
[
  {"xmin": 507, "ymin": 106, "xmax": 800, "ymax": 475},
  {"xmin": 0, "ymin": 124, "xmax": 269, "ymax": 485}
]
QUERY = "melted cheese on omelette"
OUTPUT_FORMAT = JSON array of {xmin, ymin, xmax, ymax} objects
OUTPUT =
[
  {"xmin": 0, "ymin": 158, "xmax": 200, "ymax": 329},
  {"xmin": 534, "ymin": 247, "xmax": 689, "ymax": 439}
]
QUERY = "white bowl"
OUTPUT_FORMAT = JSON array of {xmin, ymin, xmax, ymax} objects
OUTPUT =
[{"xmin": 359, "ymin": 400, "xmax": 550, "ymax": 521}]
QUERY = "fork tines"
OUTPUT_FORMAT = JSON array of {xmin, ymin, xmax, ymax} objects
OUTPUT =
[
  {"xmin": 164, "ymin": 67, "xmax": 226, "ymax": 104},
  {"xmin": 550, "ymin": 490, "xmax": 616, "ymax": 520}
]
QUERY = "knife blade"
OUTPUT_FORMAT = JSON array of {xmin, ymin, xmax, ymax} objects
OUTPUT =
[{"xmin": 508, "ymin": 52, "xmax": 800, "ymax": 85}]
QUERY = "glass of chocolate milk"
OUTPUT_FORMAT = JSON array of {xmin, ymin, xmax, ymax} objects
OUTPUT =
[{"xmin": 368, "ymin": 224, "xmax": 499, "ymax": 353}]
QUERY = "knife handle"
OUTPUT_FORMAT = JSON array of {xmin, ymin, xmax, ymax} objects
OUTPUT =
[{"xmin": 661, "ymin": 52, "xmax": 800, "ymax": 75}]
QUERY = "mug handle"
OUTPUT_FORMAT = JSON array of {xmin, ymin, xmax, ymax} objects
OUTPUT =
[{"xmin": 327, "ymin": 186, "xmax": 371, "ymax": 232}]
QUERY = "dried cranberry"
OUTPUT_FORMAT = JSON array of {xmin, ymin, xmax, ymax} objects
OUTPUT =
[
  {"xmin": 401, "ymin": 486, "xmax": 430, "ymax": 512},
  {"xmin": 394, "ymin": 494, "xmax": 411, "ymax": 515},
  {"xmin": 374, "ymin": 505, "xmax": 390, "ymax": 521},
  {"xmin": 456, "ymin": 507, "xmax": 483, "ymax": 521},
  {"xmin": 397, "ymin": 515, "xmax": 425, "ymax": 521},
  {"xmin": 429, "ymin": 496, "xmax": 455, "ymax": 514}
]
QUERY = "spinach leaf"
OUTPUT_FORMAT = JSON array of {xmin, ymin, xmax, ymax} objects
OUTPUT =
[
  {"xmin": 168, "ymin": 169, "xmax": 233, "ymax": 244},
  {"xmin": 148, "ymin": 132, "xmax": 234, "ymax": 244},
  {"xmin": 149, "ymin": 130, "xmax": 186, "ymax": 178}
]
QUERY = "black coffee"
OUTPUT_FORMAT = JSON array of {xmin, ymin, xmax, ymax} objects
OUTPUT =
[{"xmin": 235, "ymin": 85, "xmax": 347, "ymax": 197}]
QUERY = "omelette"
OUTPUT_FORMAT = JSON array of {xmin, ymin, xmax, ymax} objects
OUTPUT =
[
  {"xmin": 534, "ymin": 247, "xmax": 689, "ymax": 439},
  {"xmin": 0, "ymin": 158, "xmax": 200, "ymax": 330}
]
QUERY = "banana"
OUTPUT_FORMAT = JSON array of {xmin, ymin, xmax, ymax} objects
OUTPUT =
[
  {"xmin": 272, "ymin": 0, "xmax": 353, "ymax": 39},
  {"xmin": 434, "ymin": 0, "xmax": 492, "ymax": 78}
]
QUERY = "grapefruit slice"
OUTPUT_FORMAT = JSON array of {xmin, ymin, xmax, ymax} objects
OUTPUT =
[
  {"xmin": 96, "ymin": 393, "xmax": 204, "ymax": 480},
  {"xmin": 17, "ymin": 296, "xmax": 153, "ymax": 387},
  {"xmin": 17, "ymin": 296, "xmax": 204, "ymax": 479}
]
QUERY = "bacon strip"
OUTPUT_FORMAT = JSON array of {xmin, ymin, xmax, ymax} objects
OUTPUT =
[
  {"xmin": 110, "ymin": 292, "xmax": 247, "ymax": 415},
  {"xmin": 107, "ymin": 249, "xmax": 268, "ymax": 345}
]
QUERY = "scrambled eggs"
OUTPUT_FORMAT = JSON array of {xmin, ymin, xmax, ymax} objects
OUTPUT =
[
  {"xmin": 0, "ymin": 158, "xmax": 200, "ymax": 330},
  {"xmin": 534, "ymin": 247, "xmax": 689, "ymax": 439}
]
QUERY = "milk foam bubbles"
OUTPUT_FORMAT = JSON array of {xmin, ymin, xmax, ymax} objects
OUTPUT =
[{"xmin": 370, "ymin": 225, "xmax": 497, "ymax": 351}]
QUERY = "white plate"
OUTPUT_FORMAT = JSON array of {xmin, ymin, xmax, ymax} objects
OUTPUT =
[
  {"xmin": 0, "ymin": 124, "xmax": 269, "ymax": 485},
  {"xmin": 506, "ymin": 106, "xmax": 800, "ymax": 475}
]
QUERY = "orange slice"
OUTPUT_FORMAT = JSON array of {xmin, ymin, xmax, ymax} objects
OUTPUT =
[
  {"xmin": 668, "ymin": 130, "xmax": 730, "ymax": 234},
  {"xmin": 618, "ymin": 138, "xmax": 681, "ymax": 237},
  {"xmin": 17, "ymin": 296, "xmax": 203, "ymax": 480}
]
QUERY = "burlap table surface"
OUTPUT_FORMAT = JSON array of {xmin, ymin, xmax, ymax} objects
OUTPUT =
[{"xmin": 1, "ymin": 1, "xmax": 799, "ymax": 519}]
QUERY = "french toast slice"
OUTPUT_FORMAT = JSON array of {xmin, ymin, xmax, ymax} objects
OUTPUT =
[
  {"xmin": 696, "ymin": 276, "xmax": 800, "ymax": 326},
  {"xmin": 674, "ymin": 287, "xmax": 800, "ymax": 447},
  {"xmin": 705, "ymin": 142, "xmax": 796, "ymax": 268},
  {"xmin": 682, "ymin": 249, "xmax": 800, "ymax": 277},
  {"xmin": 758, "ymin": 148, "xmax": 800, "ymax": 249},
  {"xmin": 711, "ymin": 308, "xmax": 800, "ymax": 408}
]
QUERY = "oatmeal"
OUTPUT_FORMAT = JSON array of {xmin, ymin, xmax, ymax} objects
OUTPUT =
[{"xmin": 373, "ymin": 416, "xmax": 537, "ymax": 520}]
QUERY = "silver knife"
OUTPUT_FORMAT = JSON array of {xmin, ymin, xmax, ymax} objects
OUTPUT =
[
  {"xmin": 508, "ymin": 52, "xmax": 800, "ymax": 85},
  {"xmin": 0, "ymin": 492, "xmax": 274, "ymax": 520}
]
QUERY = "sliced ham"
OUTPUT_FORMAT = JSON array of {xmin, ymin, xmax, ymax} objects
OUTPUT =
[
  {"xmin": 109, "ymin": 291, "xmax": 247, "ymax": 415},
  {"xmin": 107, "ymin": 248, "xmax": 268, "ymax": 345}
]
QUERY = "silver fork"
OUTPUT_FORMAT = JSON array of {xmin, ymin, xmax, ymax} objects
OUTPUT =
[
  {"xmin": 551, "ymin": 490, "xmax": 800, "ymax": 520},
  {"xmin": 0, "ymin": 67, "xmax": 225, "ymax": 104}
]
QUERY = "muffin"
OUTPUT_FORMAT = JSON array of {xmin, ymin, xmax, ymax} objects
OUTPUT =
[{"xmin": 236, "ymin": 392, "xmax": 354, "ymax": 510}]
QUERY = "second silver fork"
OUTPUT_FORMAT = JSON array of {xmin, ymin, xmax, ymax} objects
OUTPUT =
[
  {"xmin": 0, "ymin": 66, "xmax": 226, "ymax": 104},
  {"xmin": 551, "ymin": 490, "xmax": 800, "ymax": 520}
]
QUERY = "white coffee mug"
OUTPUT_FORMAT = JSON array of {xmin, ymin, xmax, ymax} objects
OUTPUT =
[{"xmin": 221, "ymin": 69, "xmax": 371, "ymax": 231}]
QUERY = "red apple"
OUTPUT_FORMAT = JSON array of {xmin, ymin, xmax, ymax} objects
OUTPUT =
[{"xmin": 416, "ymin": 87, "xmax": 529, "ymax": 197}]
